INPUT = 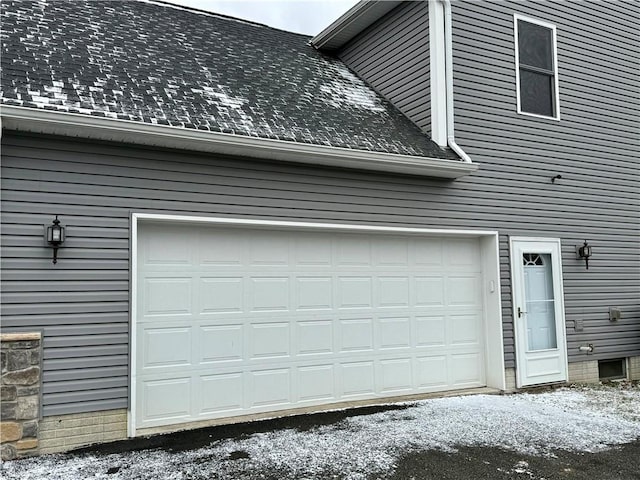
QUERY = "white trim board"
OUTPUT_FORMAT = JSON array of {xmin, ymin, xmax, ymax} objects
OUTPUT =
[
  {"xmin": 127, "ymin": 214, "xmax": 505, "ymax": 436},
  {"xmin": 0, "ymin": 105, "xmax": 478, "ymax": 178}
]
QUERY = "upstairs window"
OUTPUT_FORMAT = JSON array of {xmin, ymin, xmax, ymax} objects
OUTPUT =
[{"xmin": 514, "ymin": 15, "xmax": 560, "ymax": 120}]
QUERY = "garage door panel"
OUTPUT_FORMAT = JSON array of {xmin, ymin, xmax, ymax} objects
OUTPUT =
[
  {"xmin": 199, "ymin": 277, "xmax": 244, "ymax": 313},
  {"xmin": 295, "ymin": 276, "xmax": 333, "ymax": 310},
  {"xmin": 378, "ymin": 317, "xmax": 411, "ymax": 349},
  {"xmin": 249, "ymin": 234, "xmax": 289, "ymax": 266},
  {"xmin": 449, "ymin": 314, "xmax": 482, "ymax": 345},
  {"xmin": 144, "ymin": 277, "xmax": 192, "ymax": 316},
  {"xmin": 447, "ymin": 275, "xmax": 482, "ymax": 306},
  {"xmin": 249, "ymin": 368, "xmax": 292, "ymax": 407},
  {"xmin": 450, "ymin": 353, "xmax": 484, "ymax": 385},
  {"xmin": 199, "ymin": 324, "xmax": 244, "ymax": 363},
  {"xmin": 338, "ymin": 277, "xmax": 373, "ymax": 308},
  {"xmin": 135, "ymin": 224, "xmax": 487, "ymax": 429},
  {"xmin": 339, "ymin": 318, "xmax": 374, "ymax": 352},
  {"xmin": 200, "ymin": 373, "xmax": 244, "ymax": 414},
  {"xmin": 294, "ymin": 236, "xmax": 332, "ymax": 266},
  {"xmin": 250, "ymin": 277, "xmax": 290, "ymax": 311},
  {"xmin": 374, "ymin": 238, "xmax": 409, "ymax": 266},
  {"xmin": 377, "ymin": 277, "xmax": 410, "ymax": 307},
  {"xmin": 413, "ymin": 238, "xmax": 444, "ymax": 266},
  {"xmin": 415, "ymin": 277, "xmax": 445, "ymax": 306},
  {"xmin": 447, "ymin": 239, "xmax": 481, "ymax": 268},
  {"xmin": 416, "ymin": 356, "xmax": 448, "ymax": 388},
  {"xmin": 416, "ymin": 316, "xmax": 446, "ymax": 346},
  {"xmin": 295, "ymin": 319, "xmax": 333, "ymax": 355},
  {"xmin": 340, "ymin": 361, "xmax": 375, "ymax": 397},
  {"xmin": 140, "ymin": 325, "xmax": 192, "ymax": 369},
  {"xmin": 142, "ymin": 226, "xmax": 195, "ymax": 266},
  {"xmin": 198, "ymin": 231, "xmax": 244, "ymax": 266},
  {"xmin": 379, "ymin": 358, "xmax": 413, "ymax": 393},
  {"xmin": 297, "ymin": 365, "xmax": 335, "ymax": 402},
  {"xmin": 337, "ymin": 237, "xmax": 372, "ymax": 266},
  {"xmin": 250, "ymin": 322, "xmax": 290, "ymax": 359},
  {"xmin": 140, "ymin": 377, "xmax": 191, "ymax": 421}
]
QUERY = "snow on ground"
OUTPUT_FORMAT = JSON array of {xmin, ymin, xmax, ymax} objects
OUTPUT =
[{"xmin": 2, "ymin": 384, "xmax": 639, "ymax": 480}]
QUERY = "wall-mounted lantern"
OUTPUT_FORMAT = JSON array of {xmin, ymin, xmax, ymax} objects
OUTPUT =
[
  {"xmin": 46, "ymin": 215, "xmax": 66, "ymax": 264},
  {"xmin": 576, "ymin": 240, "xmax": 592, "ymax": 270}
]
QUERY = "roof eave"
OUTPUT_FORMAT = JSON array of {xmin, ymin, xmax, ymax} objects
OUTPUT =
[
  {"xmin": 0, "ymin": 106, "xmax": 478, "ymax": 178},
  {"xmin": 311, "ymin": 0, "xmax": 402, "ymax": 51}
]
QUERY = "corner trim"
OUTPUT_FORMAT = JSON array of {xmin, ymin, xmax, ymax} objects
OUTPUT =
[{"xmin": 1, "ymin": 105, "xmax": 478, "ymax": 178}]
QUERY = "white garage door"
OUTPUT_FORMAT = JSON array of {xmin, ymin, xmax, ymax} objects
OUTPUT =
[{"xmin": 134, "ymin": 222, "xmax": 486, "ymax": 430}]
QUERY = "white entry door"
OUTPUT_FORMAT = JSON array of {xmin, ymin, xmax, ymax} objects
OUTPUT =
[
  {"xmin": 133, "ymin": 221, "xmax": 488, "ymax": 431},
  {"xmin": 510, "ymin": 238, "xmax": 568, "ymax": 387}
]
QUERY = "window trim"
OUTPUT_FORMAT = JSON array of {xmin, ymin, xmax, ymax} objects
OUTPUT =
[{"xmin": 514, "ymin": 13, "xmax": 561, "ymax": 121}]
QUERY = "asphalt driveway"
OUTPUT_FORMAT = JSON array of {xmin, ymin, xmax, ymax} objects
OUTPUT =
[{"xmin": 2, "ymin": 382, "xmax": 639, "ymax": 480}]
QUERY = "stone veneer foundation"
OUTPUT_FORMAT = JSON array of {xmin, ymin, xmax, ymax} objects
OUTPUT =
[{"xmin": 0, "ymin": 333, "xmax": 42, "ymax": 460}]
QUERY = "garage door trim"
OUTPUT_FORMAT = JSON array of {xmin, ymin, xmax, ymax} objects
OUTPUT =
[{"xmin": 129, "ymin": 213, "xmax": 504, "ymax": 437}]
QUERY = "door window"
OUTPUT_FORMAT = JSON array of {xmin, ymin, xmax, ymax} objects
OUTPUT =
[{"xmin": 523, "ymin": 253, "xmax": 557, "ymax": 350}]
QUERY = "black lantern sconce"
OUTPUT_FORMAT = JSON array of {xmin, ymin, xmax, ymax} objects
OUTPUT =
[
  {"xmin": 576, "ymin": 240, "xmax": 592, "ymax": 270},
  {"xmin": 46, "ymin": 215, "xmax": 66, "ymax": 264}
]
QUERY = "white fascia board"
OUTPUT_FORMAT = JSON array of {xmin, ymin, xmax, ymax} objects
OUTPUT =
[
  {"xmin": 311, "ymin": 1, "xmax": 402, "ymax": 51},
  {"xmin": 0, "ymin": 105, "xmax": 478, "ymax": 178}
]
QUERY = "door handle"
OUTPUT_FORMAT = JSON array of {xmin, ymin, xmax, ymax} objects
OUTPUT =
[{"xmin": 518, "ymin": 307, "xmax": 527, "ymax": 318}]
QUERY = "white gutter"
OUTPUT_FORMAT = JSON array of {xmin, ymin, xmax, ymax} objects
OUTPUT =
[
  {"xmin": 438, "ymin": 0, "xmax": 472, "ymax": 163},
  {"xmin": 0, "ymin": 105, "xmax": 478, "ymax": 178}
]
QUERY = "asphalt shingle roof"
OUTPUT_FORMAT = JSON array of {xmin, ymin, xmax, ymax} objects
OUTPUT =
[{"xmin": 1, "ymin": 0, "xmax": 457, "ymax": 160}]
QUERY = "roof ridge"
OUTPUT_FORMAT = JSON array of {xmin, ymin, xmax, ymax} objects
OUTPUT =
[{"xmin": 139, "ymin": 0, "xmax": 312, "ymax": 38}]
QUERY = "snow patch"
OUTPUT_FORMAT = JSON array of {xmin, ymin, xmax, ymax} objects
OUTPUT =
[
  {"xmin": 2, "ymin": 386, "xmax": 639, "ymax": 480},
  {"xmin": 319, "ymin": 64, "xmax": 386, "ymax": 113}
]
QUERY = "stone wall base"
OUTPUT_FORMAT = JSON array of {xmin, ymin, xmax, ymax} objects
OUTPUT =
[
  {"xmin": 1, "ymin": 333, "xmax": 42, "ymax": 461},
  {"xmin": 39, "ymin": 409, "xmax": 127, "ymax": 455}
]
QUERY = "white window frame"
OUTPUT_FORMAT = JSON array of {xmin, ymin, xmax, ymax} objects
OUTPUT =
[{"xmin": 514, "ymin": 14, "xmax": 561, "ymax": 121}]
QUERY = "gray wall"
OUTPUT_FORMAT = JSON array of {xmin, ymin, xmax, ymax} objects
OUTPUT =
[
  {"xmin": 449, "ymin": 0, "xmax": 640, "ymax": 360},
  {"xmin": 338, "ymin": 1, "xmax": 431, "ymax": 134},
  {"xmin": 1, "ymin": 0, "xmax": 639, "ymax": 416}
]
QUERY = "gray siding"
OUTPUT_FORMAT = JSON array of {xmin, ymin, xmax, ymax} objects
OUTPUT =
[
  {"xmin": 449, "ymin": 0, "xmax": 640, "ymax": 359},
  {"xmin": 1, "ymin": 0, "xmax": 639, "ymax": 416},
  {"xmin": 338, "ymin": 1, "xmax": 431, "ymax": 134}
]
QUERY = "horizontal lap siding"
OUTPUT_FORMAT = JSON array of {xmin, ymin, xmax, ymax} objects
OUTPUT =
[
  {"xmin": 450, "ymin": 0, "xmax": 640, "ymax": 362},
  {"xmin": 338, "ymin": 1, "xmax": 430, "ymax": 133},
  {"xmin": 1, "ymin": 2, "xmax": 638, "ymax": 417}
]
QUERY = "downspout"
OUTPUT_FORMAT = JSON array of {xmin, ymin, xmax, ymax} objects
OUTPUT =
[{"xmin": 438, "ymin": 0, "xmax": 472, "ymax": 163}]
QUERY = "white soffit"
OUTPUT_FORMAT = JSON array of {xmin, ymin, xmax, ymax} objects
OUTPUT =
[
  {"xmin": 311, "ymin": 1, "xmax": 402, "ymax": 51},
  {"xmin": 1, "ymin": 106, "xmax": 478, "ymax": 178}
]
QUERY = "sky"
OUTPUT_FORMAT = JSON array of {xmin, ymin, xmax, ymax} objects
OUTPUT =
[{"xmin": 164, "ymin": 0, "xmax": 360, "ymax": 36}]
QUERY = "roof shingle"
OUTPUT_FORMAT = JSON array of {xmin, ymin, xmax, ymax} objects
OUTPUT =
[{"xmin": 1, "ymin": 0, "xmax": 457, "ymax": 160}]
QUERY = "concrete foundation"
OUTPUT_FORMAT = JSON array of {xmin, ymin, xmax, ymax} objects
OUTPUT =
[
  {"xmin": 567, "ymin": 359, "xmax": 599, "ymax": 384},
  {"xmin": 39, "ymin": 409, "xmax": 128, "ymax": 455},
  {"xmin": 628, "ymin": 356, "xmax": 640, "ymax": 381}
]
